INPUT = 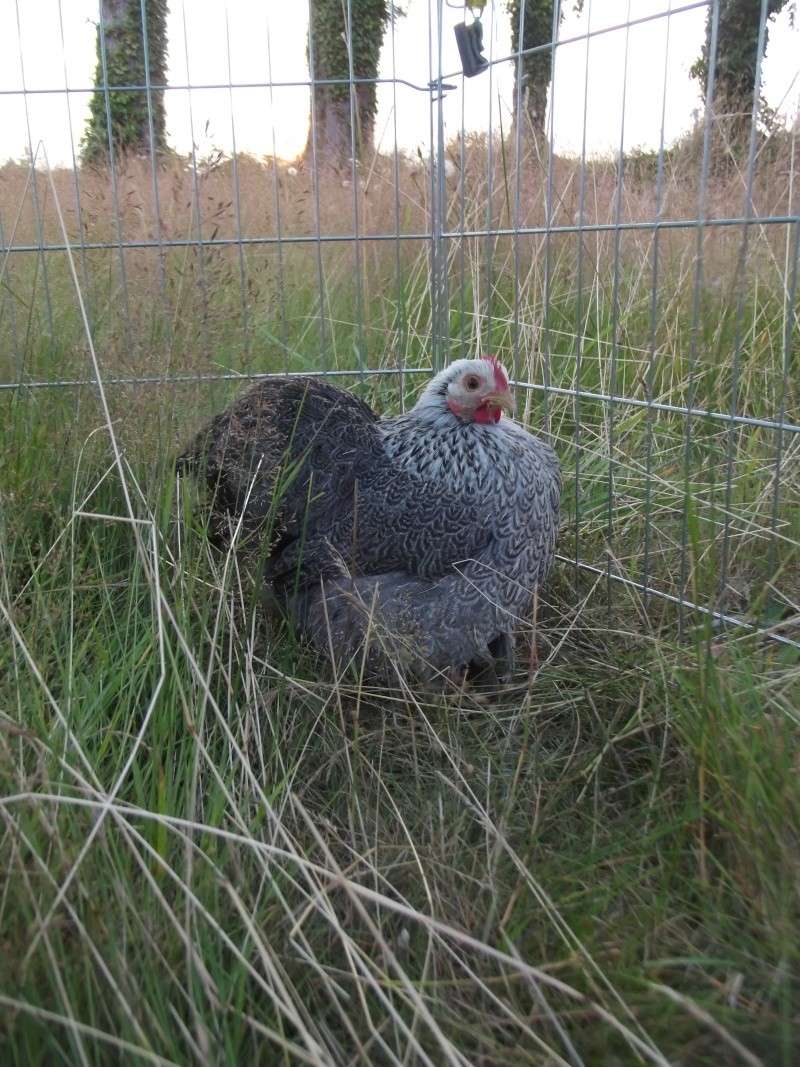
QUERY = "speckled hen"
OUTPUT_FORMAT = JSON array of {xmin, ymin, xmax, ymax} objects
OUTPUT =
[{"xmin": 177, "ymin": 357, "xmax": 561, "ymax": 684}]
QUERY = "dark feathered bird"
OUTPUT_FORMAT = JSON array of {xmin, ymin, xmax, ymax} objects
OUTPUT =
[{"xmin": 177, "ymin": 358, "xmax": 561, "ymax": 684}]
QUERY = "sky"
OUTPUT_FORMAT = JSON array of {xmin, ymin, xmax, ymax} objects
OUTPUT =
[{"xmin": 1, "ymin": 1, "xmax": 798, "ymax": 168}]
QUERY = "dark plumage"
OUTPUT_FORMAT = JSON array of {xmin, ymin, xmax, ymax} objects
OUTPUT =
[
  {"xmin": 175, "ymin": 377, "xmax": 378, "ymax": 554},
  {"xmin": 177, "ymin": 359, "xmax": 561, "ymax": 684}
]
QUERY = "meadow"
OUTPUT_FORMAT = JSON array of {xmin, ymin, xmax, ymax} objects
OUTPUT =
[{"xmin": 0, "ymin": 125, "xmax": 799, "ymax": 1064}]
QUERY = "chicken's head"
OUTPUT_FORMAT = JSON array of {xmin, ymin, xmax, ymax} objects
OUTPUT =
[{"xmin": 415, "ymin": 356, "xmax": 514, "ymax": 425}]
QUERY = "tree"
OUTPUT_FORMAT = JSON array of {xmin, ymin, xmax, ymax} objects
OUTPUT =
[
  {"xmin": 305, "ymin": 0, "xmax": 390, "ymax": 169},
  {"xmin": 83, "ymin": 0, "xmax": 168, "ymax": 164},
  {"xmin": 690, "ymin": 1, "xmax": 789, "ymax": 126},
  {"xmin": 507, "ymin": 1, "xmax": 563, "ymax": 139}
]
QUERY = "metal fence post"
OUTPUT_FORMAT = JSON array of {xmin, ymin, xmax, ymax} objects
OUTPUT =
[{"xmin": 429, "ymin": 0, "xmax": 449, "ymax": 373}]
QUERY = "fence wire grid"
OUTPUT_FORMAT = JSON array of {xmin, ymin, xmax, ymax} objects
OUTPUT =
[{"xmin": 1, "ymin": 0, "xmax": 799, "ymax": 650}]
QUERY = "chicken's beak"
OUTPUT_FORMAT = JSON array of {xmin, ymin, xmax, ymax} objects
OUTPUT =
[{"xmin": 483, "ymin": 389, "xmax": 515, "ymax": 416}]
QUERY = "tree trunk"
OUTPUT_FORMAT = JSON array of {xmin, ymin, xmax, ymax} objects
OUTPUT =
[
  {"xmin": 691, "ymin": 0, "xmax": 786, "ymax": 136},
  {"xmin": 83, "ymin": 0, "xmax": 168, "ymax": 165},
  {"xmin": 507, "ymin": 1, "xmax": 560, "ymax": 141},
  {"xmin": 305, "ymin": 0, "xmax": 389, "ymax": 171},
  {"xmin": 308, "ymin": 85, "xmax": 377, "ymax": 171}
]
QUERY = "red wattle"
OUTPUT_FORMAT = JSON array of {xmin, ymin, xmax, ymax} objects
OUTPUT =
[{"xmin": 474, "ymin": 404, "xmax": 501, "ymax": 424}]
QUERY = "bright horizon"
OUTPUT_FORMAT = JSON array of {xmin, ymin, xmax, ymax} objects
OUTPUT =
[{"xmin": 1, "ymin": 1, "xmax": 798, "ymax": 168}]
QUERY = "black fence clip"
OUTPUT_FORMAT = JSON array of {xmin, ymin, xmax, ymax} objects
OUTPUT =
[{"xmin": 454, "ymin": 15, "xmax": 489, "ymax": 78}]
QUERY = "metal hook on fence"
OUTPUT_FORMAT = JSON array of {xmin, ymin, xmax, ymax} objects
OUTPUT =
[
  {"xmin": 428, "ymin": 78, "xmax": 458, "ymax": 102},
  {"xmin": 444, "ymin": 0, "xmax": 485, "ymax": 12}
]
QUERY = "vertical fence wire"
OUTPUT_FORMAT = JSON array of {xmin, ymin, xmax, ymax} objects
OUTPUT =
[
  {"xmin": 265, "ymin": 13, "xmax": 290, "ymax": 372},
  {"xmin": 0, "ymin": 214, "xmax": 21, "ymax": 380},
  {"xmin": 428, "ymin": 0, "xmax": 446, "ymax": 372},
  {"xmin": 224, "ymin": 6, "xmax": 251, "ymax": 364},
  {"xmin": 435, "ymin": 0, "xmax": 449, "ymax": 370},
  {"xmin": 677, "ymin": 0, "xmax": 720, "ymax": 639},
  {"xmin": 483, "ymin": 1, "xmax": 496, "ymax": 356},
  {"xmin": 605, "ymin": 0, "xmax": 632, "ymax": 612},
  {"xmin": 767, "ymin": 217, "xmax": 800, "ymax": 603},
  {"xmin": 572, "ymin": 0, "xmax": 593, "ymax": 595},
  {"xmin": 345, "ymin": 0, "xmax": 367, "ymax": 376},
  {"xmin": 457, "ymin": 9, "xmax": 467, "ymax": 360},
  {"xmin": 389, "ymin": 2, "xmax": 408, "ymax": 407},
  {"xmin": 305, "ymin": 1, "xmax": 331, "ymax": 371},
  {"xmin": 642, "ymin": 1, "xmax": 673, "ymax": 604},
  {"xmin": 14, "ymin": 0, "xmax": 54, "ymax": 339},
  {"xmin": 718, "ymin": 0, "xmax": 770, "ymax": 609},
  {"xmin": 511, "ymin": 0, "xmax": 526, "ymax": 395},
  {"xmin": 540, "ymin": 0, "xmax": 561, "ymax": 438},
  {"xmin": 138, "ymin": 0, "xmax": 170, "ymax": 352},
  {"xmin": 58, "ymin": 0, "xmax": 91, "ymax": 319},
  {"xmin": 428, "ymin": 2, "xmax": 439, "ymax": 370},
  {"xmin": 97, "ymin": 0, "xmax": 135, "ymax": 357},
  {"xmin": 179, "ymin": 0, "xmax": 212, "ymax": 358}
]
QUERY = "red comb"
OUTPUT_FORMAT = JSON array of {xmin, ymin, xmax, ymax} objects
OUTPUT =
[{"xmin": 481, "ymin": 354, "xmax": 509, "ymax": 392}]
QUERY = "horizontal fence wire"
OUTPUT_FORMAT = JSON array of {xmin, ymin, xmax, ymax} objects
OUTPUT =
[
  {"xmin": 3, "ymin": 371, "xmax": 798, "ymax": 439},
  {"xmin": 0, "ymin": 0, "xmax": 711, "ymax": 97},
  {"xmin": 560, "ymin": 556, "xmax": 800, "ymax": 651},
  {"xmin": 0, "ymin": 367, "xmax": 434, "ymax": 392},
  {"xmin": 0, "ymin": 76, "xmax": 440, "ymax": 97},
  {"xmin": 1, "ymin": 0, "xmax": 798, "ymax": 651},
  {"xmin": 2, "ymin": 214, "xmax": 798, "ymax": 256}
]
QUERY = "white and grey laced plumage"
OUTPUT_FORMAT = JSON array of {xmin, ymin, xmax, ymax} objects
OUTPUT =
[{"xmin": 177, "ymin": 357, "xmax": 561, "ymax": 684}]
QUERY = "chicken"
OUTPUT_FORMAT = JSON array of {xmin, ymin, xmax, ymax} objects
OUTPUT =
[{"xmin": 177, "ymin": 357, "xmax": 561, "ymax": 684}]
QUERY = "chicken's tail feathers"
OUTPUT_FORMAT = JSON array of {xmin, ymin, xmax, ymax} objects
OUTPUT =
[{"xmin": 174, "ymin": 426, "xmax": 210, "ymax": 476}]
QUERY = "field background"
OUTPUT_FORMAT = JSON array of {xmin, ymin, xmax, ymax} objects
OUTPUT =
[{"xmin": 1, "ymin": 127, "xmax": 799, "ymax": 1065}]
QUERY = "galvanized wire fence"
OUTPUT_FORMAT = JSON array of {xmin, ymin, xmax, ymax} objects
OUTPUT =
[{"xmin": 1, "ymin": 0, "xmax": 799, "ymax": 648}]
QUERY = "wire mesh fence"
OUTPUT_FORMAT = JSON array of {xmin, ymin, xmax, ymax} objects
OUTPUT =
[{"xmin": 1, "ymin": 0, "xmax": 798, "ymax": 650}]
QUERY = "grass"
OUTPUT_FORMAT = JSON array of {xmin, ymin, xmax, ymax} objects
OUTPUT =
[{"xmin": 0, "ymin": 122, "xmax": 799, "ymax": 1064}]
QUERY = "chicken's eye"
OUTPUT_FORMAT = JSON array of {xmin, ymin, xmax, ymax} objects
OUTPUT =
[{"xmin": 464, "ymin": 375, "xmax": 481, "ymax": 391}]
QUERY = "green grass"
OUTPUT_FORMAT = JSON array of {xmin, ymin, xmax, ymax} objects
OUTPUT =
[{"xmin": 1, "ymin": 143, "xmax": 799, "ymax": 1064}]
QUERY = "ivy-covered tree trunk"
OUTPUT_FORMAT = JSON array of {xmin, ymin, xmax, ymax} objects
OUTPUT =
[
  {"xmin": 305, "ymin": 0, "xmax": 389, "ymax": 170},
  {"xmin": 691, "ymin": 0, "xmax": 787, "ymax": 125},
  {"xmin": 507, "ymin": 1, "xmax": 562, "ymax": 139},
  {"xmin": 83, "ymin": 0, "xmax": 168, "ymax": 164}
]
